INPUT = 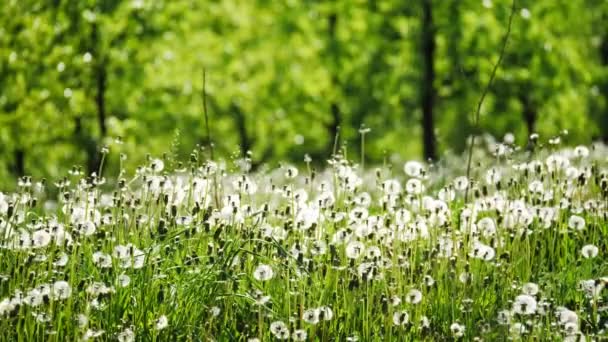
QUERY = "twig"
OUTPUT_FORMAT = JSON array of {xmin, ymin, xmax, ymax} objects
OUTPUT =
[
  {"xmin": 464, "ymin": 0, "xmax": 517, "ymax": 203},
  {"xmin": 201, "ymin": 68, "xmax": 220, "ymax": 208},
  {"xmin": 202, "ymin": 68, "xmax": 214, "ymax": 161}
]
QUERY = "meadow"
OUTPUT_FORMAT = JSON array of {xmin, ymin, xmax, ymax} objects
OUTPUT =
[{"xmin": 0, "ymin": 134, "xmax": 607, "ymax": 341}]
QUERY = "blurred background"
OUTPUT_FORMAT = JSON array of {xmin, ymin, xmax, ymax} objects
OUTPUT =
[{"xmin": 1, "ymin": 0, "xmax": 608, "ymax": 184}]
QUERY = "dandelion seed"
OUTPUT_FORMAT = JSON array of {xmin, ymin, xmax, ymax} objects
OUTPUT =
[
  {"xmin": 253, "ymin": 264, "xmax": 274, "ymax": 281},
  {"xmin": 151, "ymin": 159, "xmax": 164, "ymax": 172},
  {"xmin": 405, "ymin": 178, "xmax": 424, "ymax": 195},
  {"xmin": 77, "ymin": 221, "xmax": 97, "ymax": 236},
  {"xmin": 210, "ymin": 306, "xmax": 221, "ymax": 317},
  {"xmin": 563, "ymin": 322, "xmax": 579, "ymax": 336},
  {"xmin": 574, "ymin": 146, "xmax": 589, "ymax": 158},
  {"xmin": 513, "ymin": 294, "xmax": 537, "ymax": 315},
  {"xmin": 80, "ymin": 51, "xmax": 93, "ymax": 64},
  {"xmin": 270, "ymin": 321, "xmax": 289, "ymax": 339},
  {"xmin": 117, "ymin": 328, "xmax": 135, "ymax": 342},
  {"xmin": 420, "ymin": 315, "xmax": 431, "ymax": 329},
  {"xmin": 450, "ymin": 322, "xmax": 465, "ymax": 338},
  {"xmin": 522, "ymin": 282, "xmax": 539, "ymax": 296},
  {"xmin": 394, "ymin": 208, "xmax": 412, "ymax": 225},
  {"xmin": 310, "ymin": 240, "xmax": 327, "ymax": 256},
  {"xmin": 285, "ymin": 166, "xmax": 298, "ymax": 179},
  {"xmin": 568, "ymin": 215, "xmax": 585, "ymax": 230},
  {"xmin": 32, "ymin": 230, "xmax": 51, "ymax": 248},
  {"xmin": 528, "ymin": 180, "xmax": 544, "ymax": 194},
  {"xmin": 454, "ymin": 177, "xmax": 469, "ymax": 191},
  {"xmin": 579, "ymin": 279, "xmax": 603, "ymax": 298},
  {"xmin": 382, "ymin": 179, "xmax": 402, "ymax": 195},
  {"xmin": 477, "ymin": 217, "xmax": 496, "ymax": 237},
  {"xmin": 458, "ymin": 272, "xmax": 471, "ymax": 284},
  {"xmin": 354, "ymin": 192, "xmax": 372, "ymax": 207},
  {"xmin": 86, "ymin": 282, "xmax": 115, "ymax": 297},
  {"xmin": 52, "ymin": 252, "xmax": 69, "ymax": 267},
  {"xmin": 406, "ymin": 289, "xmax": 423, "ymax": 304},
  {"xmin": 23, "ymin": 289, "xmax": 43, "ymax": 307},
  {"xmin": 556, "ymin": 307, "xmax": 578, "ymax": 325},
  {"xmin": 404, "ymin": 161, "xmax": 424, "ymax": 177},
  {"xmin": 423, "ymin": 275, "xmax": 435, "ymax": 287},
  {"xmin": 485, "ymin": 168, "xmax": 501, "ymax": 185},
  {"xmin": 52, "ymin": 280, "xmax": 72, "ymax": 300},
  {"xmin": 510, "ymin": 322, "xmax": 527, "ymax": 336},
  {"xmin": 117, "ymin": 274, "xmax": 131, "ymax": 287},
  {"xmin": 392, "ymin": 310, "xmax": 409, "ymax": 326},
  {"xmin": 303, "ymin": 308, "xmax": 319, "ymax": 324},
  {"xmin": 345, "ymin": 241, "xmax": 365, "ymax": 259},
  {"xmin": 497, "ymin": 310, "xmax": 512, "ymax": 325},
  {"xmin": 318, "ymin": 306, "xmax": 333, "ymax": 321},
  {"xmin": 437, "ymin": 186, "xmax": 455, "ymax": 203},
  {"xmin": 155, "ymin": 315, "xmax": 168, "ymax": 330},
  {"xmin": 92, "ymin": 251, "xmax": 113, "ymax": 268},
  {"xmin": 291, "ymin": 329, "xmax": 307, "ymax": 341},
  {"xmin": 83, "ymin": 329, "xmax": 104, "ymax": 341},
  {"xmin": 73, "ymin": 314, "xmax": 88, "ymax": 328},
  {"xmin": 581, "ymin": 244, "xmax": 598, "ymax": 259}
]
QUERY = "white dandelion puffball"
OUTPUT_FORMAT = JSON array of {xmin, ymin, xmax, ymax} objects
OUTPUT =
[
  {"xmin": 392, "ymin": 310, "xmax": 409, "ymax": 326},
  {"xmin": 155, "ymin": 315, "xmax": 168, "ymax": 330},
  {"xmin": 404, "ymin": 161, "xmax": 424, "ymax": 177},
  {"xmin": 454, "ymin": 176, "xmax": 469, "ymax": 191},
  {"xmin": 568, "ymin": 215, "xmax": 585, "ymax": 230},
  {"xmin": 450, "ymin": 322, "xmax": 465, "ymax": 337},
  {"xmin": 406, "ymin": 289, "xmax": 423, "ymax": 304},
  {"xmin": 345, "ymin": 241, "xmax": 365, "ymax": 259},
  {"xmin": 52, "ymin": 280, "xmax": 72, "ymax": 300},
  {"xmin": 253, "ymin": 264, "xmax": 274, "ymax": 281},
  {"xmin": 513, "ymin": 294, "xmax": 537, "ymax": 315},
  {"xmin": 581, "ymin": 244, "xmax": 599, "ymax": 259}
]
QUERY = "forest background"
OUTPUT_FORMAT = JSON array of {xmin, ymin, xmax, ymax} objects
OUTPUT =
[{"xmin": 1, "ymin": 0, "xmax": 607, "ymax": 187}]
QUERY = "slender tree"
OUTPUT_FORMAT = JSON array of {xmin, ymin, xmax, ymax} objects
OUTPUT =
[
  {"xmin": 420, "ymin": 0, "xmax": 437, "ymax": 161},
  {"xmin": 326, "ymin": 11, "xmax": 342, "ymax": 157}
]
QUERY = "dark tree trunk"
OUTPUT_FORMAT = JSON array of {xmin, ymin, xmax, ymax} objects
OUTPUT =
[
  {"xmin": 12, "ymin": 148, "xmax": 25, "ymax": 177},
  {"xmin": 327, "ymin": 101, "xmax": 341, "ymax": 156},
  {"xmin": 520, "ymin": 94, "xmax": 537, "ymax": 136},
  {"xmin": 231, "ymin": 103, "xmax": 251, "ymax": 156},
  {"xmin": 85, "ymin": 23, "xmax": 107, "ymax": 175},
  {"xmin": 74, "ymin": 117, "xmax": 98, "ymax": 175},
  {"xmin": 421, "ymin": 0, "xmax": 437, "ymax": 161},
  {"xmin": 96, "ymin": 61, "xmax": 107, "ymax": 138},
  {"xmin": 600, "ymin": 36, "xmax": 608, "ymax": 142},
  {"xmin": 92, "ymin": 22, "xmax": 107, "ymax": 140},
  {"xmin": 326, "ymin": 12, "xmax": 341, "ymax": 157}
]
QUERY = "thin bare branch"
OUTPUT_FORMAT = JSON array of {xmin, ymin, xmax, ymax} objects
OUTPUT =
[{"xmin": 464, "ymin": 0, "xmax": 517, "ymax": 203}]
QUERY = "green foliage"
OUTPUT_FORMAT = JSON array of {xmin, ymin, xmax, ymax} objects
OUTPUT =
[{"xmin": 1, "ymin": 0, "xmax": 607, "ymax": 187}]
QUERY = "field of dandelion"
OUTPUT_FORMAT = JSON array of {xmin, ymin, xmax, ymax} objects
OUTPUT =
[{"xmin": 0, "ymin": 136, "xmax": 607, "ymax": 341}]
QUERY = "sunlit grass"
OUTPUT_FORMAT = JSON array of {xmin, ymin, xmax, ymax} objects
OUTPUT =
[{"xmin": 0, "ymin": 136, "xmax": 607, "ymax": 341}]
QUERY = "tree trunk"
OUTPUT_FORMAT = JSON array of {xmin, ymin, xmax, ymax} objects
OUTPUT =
[
  {"xmin": 231, "ymin": 103, "xmax": 251, "ymax": 156},
  {"xmin": 12, "ymin": 148, "xmax": 25, "ymax": 177},
  {"xmin": 96, "ymin": 60, "xmax": 107, "ymax": 139},
  {"xmin": 326, "ymin": 12, "xmax": 341, "ymax": 157},
  {"xmin": 600, "ymin": 35, "xmax": 608, "ymax": 142},
  {"xmin": 74, "ymin": 116, "xmax": 98, "ymax": 175},
  {"xmin": 421, "ymin": 0, "xmax": 437, "ymax": 161},
  {"xmin": 520, "ymin": 93, "xmax": 536, "ymax": 136},
  {"xmin": 86, "ymin": 23, "xmax": 107, "ymax": 175}
]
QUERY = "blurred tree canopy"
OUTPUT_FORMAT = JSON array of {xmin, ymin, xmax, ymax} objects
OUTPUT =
[{"xmin": 1, "ymin": 0, "xmax": 607, "ymax": 184}]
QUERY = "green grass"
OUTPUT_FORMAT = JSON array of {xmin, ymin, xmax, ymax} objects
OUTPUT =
[{"xmin": 0, "ymin": 139, "xmax": 607, "ymax": 341}]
